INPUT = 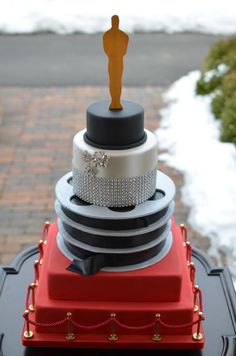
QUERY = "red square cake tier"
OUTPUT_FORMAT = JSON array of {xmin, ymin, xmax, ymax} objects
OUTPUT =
[
  {"xmin": 22, "ymin": 220, "xmax": 204, "ymax": 349},
  {"xmin": 44, "ymin": 221, "xmax": 184, "ymax": 303}
]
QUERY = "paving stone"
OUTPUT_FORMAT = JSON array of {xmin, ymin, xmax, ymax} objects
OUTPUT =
[{"xmin": 0, "ymin": 86, "xmax": 210, "ymax": 265}]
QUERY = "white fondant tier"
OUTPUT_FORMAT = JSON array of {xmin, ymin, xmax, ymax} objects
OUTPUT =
[
  {"xmin": 72, "ymin": 129, "xmax": 158, "ymax": 207},
  {"xmin": 73, "ymin": 129, "xmax": 158, "ymax": 178}
]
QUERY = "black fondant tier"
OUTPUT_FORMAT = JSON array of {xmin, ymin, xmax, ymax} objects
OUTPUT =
[
  {"xmin": 84, "ymin": 100, "xmax": 146, "ymax": 149},
  {"xmin": 66, "ymin": 236, "xmax": 168, "ymax": 276},
  {"xmin": 62, "ymin": 220, "xmax": 168, "ymax": 248},
  {"xmin": 58, "ymin": 219, "xmax": 171, "ymax": 276},
  {"xmin": 60, "ymin": 202, "xmax": 170, "ymax": 230},
  {"xmin": 55, "ymin": 171, "xmax": 176, "ymax": 275}
]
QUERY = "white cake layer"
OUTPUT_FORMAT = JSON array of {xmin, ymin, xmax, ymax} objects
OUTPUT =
[{"xmin": 72, "ymin": 129, "xmax": 158, "ymax": 179}]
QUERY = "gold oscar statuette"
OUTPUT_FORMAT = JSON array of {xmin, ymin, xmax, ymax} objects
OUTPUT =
[{"xmin": 103, "ymin": 15, "xmax": 129, "ymax": 110}]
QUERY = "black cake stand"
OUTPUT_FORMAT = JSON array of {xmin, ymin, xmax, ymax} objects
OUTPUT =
[{"xmin": 0, "ymin": 245, "xmax": 235, "ymax": 356}]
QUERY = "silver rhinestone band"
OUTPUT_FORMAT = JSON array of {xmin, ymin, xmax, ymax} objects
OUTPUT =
[{"xmin": 72, "ymin": 167, "xmax": 157, "ymax": 207}]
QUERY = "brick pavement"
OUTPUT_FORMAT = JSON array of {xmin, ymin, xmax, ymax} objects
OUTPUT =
[{"xmin": 0, "ymin": 86, "xmax": 210, "ymax": 265}]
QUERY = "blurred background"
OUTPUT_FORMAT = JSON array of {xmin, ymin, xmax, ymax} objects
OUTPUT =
[{"xmin": 0, "ymin": 0, "xmax": 235, "ymax": 283}]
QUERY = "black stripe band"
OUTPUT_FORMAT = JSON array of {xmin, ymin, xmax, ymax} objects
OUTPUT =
[
  {"xmin": 66, "ymin": 238, "xmax": 166, "ymax": 276},
  {"xmin": 62, "ymin": 221, "xmax": 167, "ymax": 249},
  {"xmin": 61, "ymin": 205, "xmax": 169, "ymax": 231}
]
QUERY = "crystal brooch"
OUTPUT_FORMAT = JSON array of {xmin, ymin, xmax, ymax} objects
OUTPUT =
[{"xmin": 82, "ymin": 150, "xmax": 110, "ymax": 176}]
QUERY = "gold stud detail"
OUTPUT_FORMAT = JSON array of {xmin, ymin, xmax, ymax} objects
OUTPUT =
[
  {"xmin": 23, "ymin": 310, "xmax": 34, "ymax": 339},
  {"xmin": 29, "ymin": 283, "xmax": 36, "ymax": 312},
  {"xmin": 108, "ymin": 333, "xmax": 119, "ymax": 342},
  {"xmin": 152, "ymin": 334, "xmax": 162, "ymax": 342},
  {"xmin": 152, "ymin": 313, "xmax": 161, "ymax": 342},
  {"xmin": 180, "ymin": 223, "xmax": 187, "ymax": 244},
  {"xmin": 65, "ymin": 334, "xmax": 76, "ymax": 341},
  {"xmin": 34, "ymin": 260, "xmax": 39, "ymax": 286},
  {"xmin": 38, "ymin": 240, "xmax": 44, "ymax": 264},
  {"xmin": 193, "ymin": 285, "xmax": 199, "ymax": 312},
  {"xmin": 185, "ymin": 241, "xmax": 192, "ymax": 265},
  {"xmin": 65, "ymin": 312, "xmax": 76, "ymax": 341},
  {"xmin": 108, "ymin": 312, "xmax": 118, "ymax": 342},
  {"xmin": 193, "ymin": 312, "xmax": 203, "ymax": 341}
]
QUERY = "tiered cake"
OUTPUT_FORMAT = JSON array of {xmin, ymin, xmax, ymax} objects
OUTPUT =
[{"xmin": 22, "ymin": 16, "xmax": 204, "ymax": 350}]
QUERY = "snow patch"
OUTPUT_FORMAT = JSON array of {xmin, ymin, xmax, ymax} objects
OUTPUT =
[
  {"xmin": 204, "ymin": 64, "xmax": 229, "ymax": 82},
  {"xmin": 0, "ymin": 0, "xmax": 236, "ymax": 34},
  {"xmin": 157, "ymin": 71, "xmax": 236, "ymax": 280}
]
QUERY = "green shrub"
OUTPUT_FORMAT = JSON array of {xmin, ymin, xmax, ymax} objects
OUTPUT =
[
  {"xmin": 196, "ymin": 37, "xmax": 236, "ymax": 144},
  {"xmin": 221, "ymin": 93, "xmax": 236, "ymax": 144},
  {"xmin": 211, "ymin": 94, "xmax": 225, "ymax": 119}
]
